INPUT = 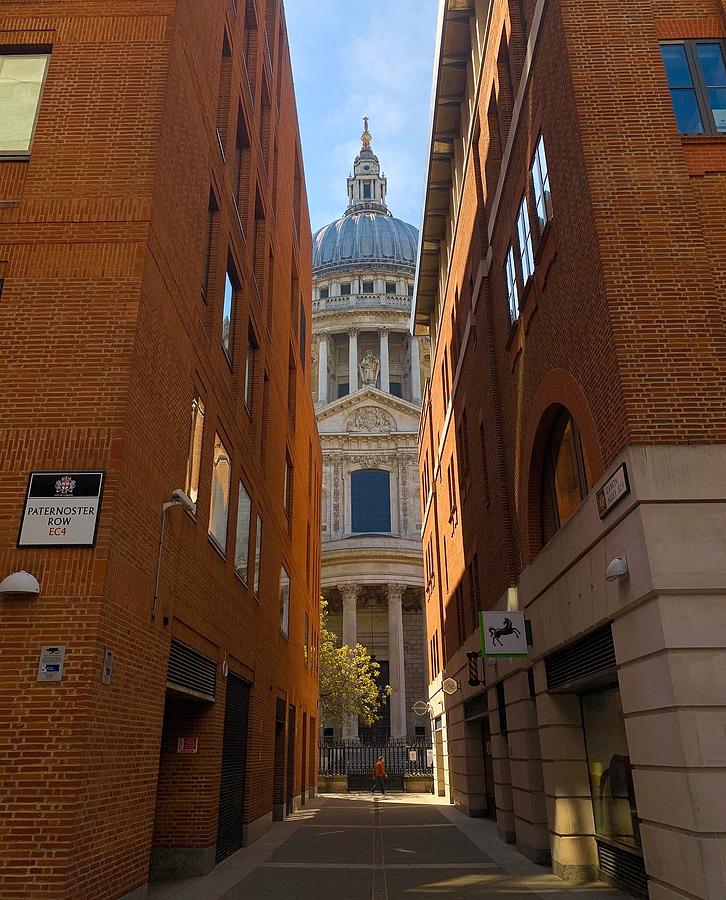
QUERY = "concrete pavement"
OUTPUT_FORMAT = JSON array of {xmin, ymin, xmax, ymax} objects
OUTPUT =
[{"xmin": 148, "ymin": 793, "xmax": 628, "ymax": 899}]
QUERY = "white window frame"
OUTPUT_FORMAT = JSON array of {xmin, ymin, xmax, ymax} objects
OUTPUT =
[
  {"xmin": 517, "ymin": 197, "xmax": 534, "ymax": 284},
  {"xmin": 252, "ymin": 515, "xmax": 263, "ymax": 597},
  {"xmin": 531, "ymin": 135, "xmax": 552, "ymax": 228},
  {"xmin": 234, "ymin": 481, "xmax": 252, "ymax": 582},
  {"xmin": 279, "ymin": 566, "xmax": 290, "ymax": 637},
  {"xmin": 505, "ymin": 245, "xmax": 519, "ymax": 322},
  {"xmin": 0, "ymin": 53, "xmax": 51, "ymax": 158}
]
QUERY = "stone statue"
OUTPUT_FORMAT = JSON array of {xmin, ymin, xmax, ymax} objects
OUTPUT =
[{"xmin": 359, "ymin": 350, "xmax": 380, "ymax": 386}]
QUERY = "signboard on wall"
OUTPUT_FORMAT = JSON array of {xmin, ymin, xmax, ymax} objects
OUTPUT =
[
  {"xmin": 18, "ymin": 472, "xmax": 105, "ymax": 547},
  {"xmin": 480, "ymin": 611, "xmax": 528, "ymax": 658},
  {"xmin": 596, "ymin": 463, "xmax": 630, "ymax": 519}
]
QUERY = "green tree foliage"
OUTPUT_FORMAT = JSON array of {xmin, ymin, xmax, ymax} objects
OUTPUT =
[{"xmin": 319, "ymin": 598, "xmax": 391, "ymax": 727}]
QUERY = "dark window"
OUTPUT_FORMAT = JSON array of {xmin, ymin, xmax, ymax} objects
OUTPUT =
[
  {"xmin": 415, "ymin": 726, "xmax": 425, "ymax": 737},
  {"xmin": 216, "ymin": 34, "xmax": 232, "ymax": 156},
  {"xmin": 389, "ymin": 381, "xmax": 402, "ymax": 398},
  {"xmin": 661, "ymin": 40, "xmax": 726, "ymax": 135},
  {"xmin": 337, "ymin": 382, "xmax": 349, "ymax": 398},
  {"xmin": 233, "ymin": 109, "xmax": 251, "ymax": 231},
  {"xmin": 541, "ymin": 408, "xmax": 589, "ymax": 544},
  {"xmin": 319, "ymin": 286, "xmax": 329, "ymax": 299},
  {"xmin": 202, "ymin": 191, "xmax": 219, "ymax": 300},
  {"xmin": 408, "ymin": 284, "xmax": 414, "ymax": 297},
  {"xmin": 385, "ymin": 281, "xmax": 397, "ymax": 294},
  {"xmin": 362, "ymin": 182, "xmax": 371, "ymax": 198},
  {"xmin": 351, "ymin": 469, "xmax": 391, "ymax": 533},
  {"xmin": 340, "ymin": 282, "xmax": 351, "ymax": 296},
  {"xmin": 362, "ymin": 280, "xmax": 374, "ymax": 293}
]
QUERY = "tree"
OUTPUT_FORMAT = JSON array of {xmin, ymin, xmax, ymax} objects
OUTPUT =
[{"xmin": 319, "ymin": 597, "xmax": 391, "ymax": 728}]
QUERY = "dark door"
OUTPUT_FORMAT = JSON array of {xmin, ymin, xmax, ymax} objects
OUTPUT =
[
  {"xmin": 286, "ymin": 705, "xmax": 297, "ymax": 815},
  {"xmin": 358, "ymin": 660, "xmax": 390, "ymax": 743},
  {"xmin": 480, "ymin": 717, "xmax": 496, "ymax": 820},
  {"xmin": 216, "ymin": 674, "xmax": 251, "ymax": 863},
  {"xmin": 300, "ymin": 712, "xmax": 307, "ymax": 806}
]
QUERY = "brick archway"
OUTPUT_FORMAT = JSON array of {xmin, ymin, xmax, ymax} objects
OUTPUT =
[{"xmin": 522, "ymin": 369, "xmax": 603, "ymax": 562}]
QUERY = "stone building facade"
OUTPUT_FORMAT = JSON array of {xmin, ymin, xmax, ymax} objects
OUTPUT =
[
  {"xmin": 0, "ymin": 2, "xmax": 320, "ymax": 898},
  {"xmin": 414, "ymin": 1, "xmax": 726, "ymax": 899},
  {"xmin": 313, "ymin": 123, "xmax": 431, "ymax": 742}
]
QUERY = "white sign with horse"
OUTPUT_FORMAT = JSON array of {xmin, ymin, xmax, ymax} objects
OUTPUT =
[{"xmin": 479, "ymin": 611, "xmax": 528, "ymax": 657}]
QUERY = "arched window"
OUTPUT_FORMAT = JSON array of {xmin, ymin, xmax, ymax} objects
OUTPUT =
[
  {"xmin": 541, "ymin": 408, "xmax": 589, "ymax": 544},
  {"xmin": 351, "ymin": 469, "xmax": 391, "ymax": 533}
]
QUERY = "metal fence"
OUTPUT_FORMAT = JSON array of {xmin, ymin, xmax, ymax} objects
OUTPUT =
[{"xmin": 319, "ymin": 738, "xmax": 432, "ymax": 777}]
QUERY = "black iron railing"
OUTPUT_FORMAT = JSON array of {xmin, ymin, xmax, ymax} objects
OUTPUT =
[{"xmin": 319, "ymin": 738, "xmax": 432, "ymax": 777}]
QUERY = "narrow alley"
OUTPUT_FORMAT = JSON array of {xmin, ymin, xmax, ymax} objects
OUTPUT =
[{"xmin": 149, "ymin": 794, "xmax": 627, "ymax": 899}]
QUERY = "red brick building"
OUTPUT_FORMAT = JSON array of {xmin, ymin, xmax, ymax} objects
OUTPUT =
[
  {"xmin": 414, "ymin": 0, "xmax": 726, "ymax": 897},
  {"xmin": 0, "ymin": 1, "xmax": 321, "ymax": 898}
]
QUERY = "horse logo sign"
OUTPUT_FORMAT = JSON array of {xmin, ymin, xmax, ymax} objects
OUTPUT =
[{"xmin": 479, "ymin": 611, "xmax": 528, "ymax": 657}]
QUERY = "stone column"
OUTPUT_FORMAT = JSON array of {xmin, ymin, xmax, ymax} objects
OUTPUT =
[
  {"xmin": 410, "ymin": 336, "xmax": 421, "ymax": 404},
  {"xmin": 387, "ymin": 583, "xmax": 407, "ymax": 739},
  {"xmin": 339, "ymin": 583, "xmax": 360, "ymax": 740},
  {"xmin": 348, "ymin": 328, "xmax": 358, "ymax": 393},
  {"xmin": 317, "ymin": 335, "xmax": 328, "ymax": 406},
  {"xmin": 379, "ymin": 328, "xmax": 390, "ymax": 393}
]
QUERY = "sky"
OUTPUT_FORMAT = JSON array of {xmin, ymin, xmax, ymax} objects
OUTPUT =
[{"xmin": 285, "ymin": 0, "xmax": 439, "ymax": 235}]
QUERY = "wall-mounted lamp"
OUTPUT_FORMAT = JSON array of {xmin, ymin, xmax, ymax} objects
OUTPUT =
[
  {"xmin": 605, "ymin": 555, "xmax": 629, "ymax": 582},
  {"xmin": 152, "ymin": 489, "xmax": 195, "ymax": 619},
  {"xmin": 0, "ymin": 570, "xmax": 40, "ymax": 600}
]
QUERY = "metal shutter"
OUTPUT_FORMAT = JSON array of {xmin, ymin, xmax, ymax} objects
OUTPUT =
[
  {"xmin": 545, "ymin": 624, "xmax": 616, "ymax": 692},
  {"xmin": 166, "ymin": 639, "xmax": 217, "ymax": 700},
  {"xmin": 215, "ymin": 673, "xmax": 251, "ymax": 863},
  {"xmin": 463, "ymin": 692, "xmax": 489, "ymax": 720},
  {"xmin": 597, "ymin": 840, "xmax": 649, "ymax": 898}
]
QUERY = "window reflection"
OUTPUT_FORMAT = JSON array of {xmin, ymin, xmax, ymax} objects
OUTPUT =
[{"xmin": 541, "ymin": 408, "xmax": 589, "ymax": 544}]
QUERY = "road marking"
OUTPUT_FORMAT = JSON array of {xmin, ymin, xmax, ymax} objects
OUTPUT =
[{"xmin": 257, "ymin": 863, "xmax": 501, "ymax": 870}]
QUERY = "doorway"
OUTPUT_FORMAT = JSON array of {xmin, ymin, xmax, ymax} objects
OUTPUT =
[
  {"xmin": 215, "ymin": 673, "xmax": 251, "ymax": 863},
  {"xmin": 480, "ymin": 717, "xmax": 496, "ymax": 820}
]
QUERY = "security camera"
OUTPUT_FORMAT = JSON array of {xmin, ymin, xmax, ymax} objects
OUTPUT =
[
  {"xmin": 605, "ymin": 555, "xmax": 628, "ymax": 582},
  {"xmin": 169, "ymin": 488, "xmax": 195, "ymax": 513},
  {"xmin": 0, "ymin": 571, "xmax": 40, "ymax": 600}
]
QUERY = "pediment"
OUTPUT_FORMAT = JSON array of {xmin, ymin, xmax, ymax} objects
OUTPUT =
[{"xmin": 316, "ymin": 387, "xmax": 421, "ymax": 435}]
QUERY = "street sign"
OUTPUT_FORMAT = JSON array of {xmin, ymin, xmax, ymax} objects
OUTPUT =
[
  {"xmin": 412, "ymin": 700, "xmax": 429, "ymax": 716},
  {"xmin": 596, "ymin": 463, "xmax": 630, "ymax": 519},
  {"xmin": 37, "ymin": 645, "xmax": 66, "ymax": 682},
  {"xmin": 408, "ymin": 750, "xmax": 417, "ymax": 762},
  {"xmin": 480, "ymin": 611, "xmax": 528, "ymax": 658},
  {"xmin": 18, "ymin": 472, "xmax": 105, "ymax": 547}
]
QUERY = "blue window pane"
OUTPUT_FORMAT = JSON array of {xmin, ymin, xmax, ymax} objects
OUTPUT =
[
  {"xmin": 390, "ymin": 382, "xmax": 402, "ymax": 398},
  {"xmin": 661, "ymin": 44, "xmax": 694, "ymax": 88},
  {"xmin": 223, "ymin": 273, "xmax": 233, "ymax": 353},
  {"xmin": 671, "ymin": 89, "xmax": 704, "ymax": 133},
  {"xmin": 708, "ymin": 87, "xmax": 726, "ymax": 132},
  {"xmin": 696, "ymin": 43, "xmax": 726, "ymax": 86},
  {"xmin": 351, "ymin": 469, "xmax": 391, "ymax": 533},
  {"xmin": 337, "ymin": 382, "xmax": 349, "ymax": 398}
]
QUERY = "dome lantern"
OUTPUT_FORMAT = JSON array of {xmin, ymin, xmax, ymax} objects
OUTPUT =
[{"xmin": 346, "ymin": 117, "xmax": 389, "ymax": 216}]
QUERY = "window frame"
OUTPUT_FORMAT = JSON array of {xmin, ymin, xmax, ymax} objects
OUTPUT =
[
  {"xmin": 530, "ymin": 134, "xmax": 552, "ymax": 229},
  {"xmin": 661, "ymin": 39, "xmax": 726, "ymax": 136},
  {"xmin": 279, "ymin": 565, "xmax": 290, "ymax": 637},
  {"xmin": 540, "ymin": 408, "xmax": 589, "ymax": 545},
  {"xmin": 350, "ymin": 468, "xmax": 392, "ymax": 534},
  {"xmin": 222, "ymin": 268, "xmax": 238, "ymax": 364},
  {"xmin": 234, "ymin": 481, "xmax": 252, "ymax": 583},
  {"xmin": 208, "ymin": 433, "xmax": 232, "ymax": 554},
  {"xmin": 184, "ymin": 395, "xmax": 205, "ymax": 511},
  {"xmin": 504, "ymin": 244, "xmax": 519, "ymax": 323},
  {"xmin": 244, "ymin": 327, "xmax": 258, "ymax": 413},
  {"xmin": 516, "ymin": 196, "xmax": 534, "ymax": 284},
  {"xmin": 0, "ymin": 51, "xmax": 51, "ymax": 159},
  {"xmin": 252, "ymin": 514, "xmax": 263, "ymax": 598}
]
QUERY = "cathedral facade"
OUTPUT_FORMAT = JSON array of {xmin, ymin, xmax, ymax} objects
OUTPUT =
[{"xmin": 312, "ymin": 123, "xmax": 431, "ymax": 742}]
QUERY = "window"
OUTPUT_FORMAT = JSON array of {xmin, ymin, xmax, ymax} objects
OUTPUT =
[
  {"xmin": 541, "ymin": 407, "xmax": 589, "ymax": 544},
  {"xmin": 202, "ymin": 191, "xmax": 218, "ymax": 299},
  {"xmin": 441, "ymin": 347, "xmax": 450, "ymax": 409},
  {"xmin": 505, "ymin": 244, "xmax": 519, "ymax": 322},
  {"xmin": 385, "ymin": 281, "xmax": 397, "ymax": 294},
  {"xmin": 408, "ymin": 284, "xmax": 414, "ymax": 297},
  {"xmin": 351, "ymin": 469, "xmax": 391, "ymax": 533},
  {"xmin": 279, "ymin": 566, "xmax": 290, "ymax": 636},
  {"xmin": 458, "ymin": 411, "xmax": 470, "ymax": 477},
  {"xmin": 530, "ymin": 134, "xmax": 552, "ymax": 228},
  {"xmin": 390, "ymin": 381, "xmax": 402, "ymax": 398},
  {"xmin": 209, "ymin": 434, "xmax": 231, "ymax": 552},
  {"xmin": 362, "ymin": 182, "xmax": 371, "ymax": 198},
  {"xmin": 337, "ymin": 381, "xmax": 349, "ymax": 399},
  {"xmin": 340, "ymin": 282, "xmax": 351, "ymax": 296},
  {"xmin": 479, "ymin": 423, "xmax": 491, "ymax": 507},
  {"xmin": 233, "ymin": 109, "xmax": 251, "ymax": 228},
  {"xmin": 184, "ymin": 396, "xmax": 205, "ymax": 508},
  {"xmin": 234, "ymin": 482, "xmax": 252, "ymax": 581},
  {"xmin": 216, "ymin": 35, "xmax": 232, "ymax": 156},
  {"xmin": 362, "ymin": 281, "xmax": 374, "ymax": 293},
  {"xmin": 245, "ymin": 328, "xmax": 257, "ymax": 411},
  {"xmin": 0, "ymin": 53, "xmax": 50, "ymax": 156},
  {"xmin": 299, "ymin": 307, "xmax": 307, "ymax": 372},
  {"xmin": 222, "ymin": 270, "xmax": 236, "ymax": 360},
  {"xmin": 415, "ymin": 726, "xmax": 426, "ymax": 738},
  {"xmin": 304, "ymin": 611, "xmax": 310, "ymax": 665},
  {"xmin": 661, "ymin": 41, "xmax": 726, "ymax": 135},
  {"xmin": 517, "ymin": 196, "xmax": 534, "ymax": 283},
  {"xmin": 284, "ymin": 454, "xmax": 293, "ymax": 520},
  {"xmin": 252, "ymin": 515, "xmax": 263, "ymax": 596},
  {"xmin": 319, "ymin": 286, "xmax": 329, "ymax": 299}
]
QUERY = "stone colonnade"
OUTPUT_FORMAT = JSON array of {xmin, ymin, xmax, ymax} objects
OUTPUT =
[{"xmin": 337, "ymin": 582, "xmax": 407, "ymax": 740}]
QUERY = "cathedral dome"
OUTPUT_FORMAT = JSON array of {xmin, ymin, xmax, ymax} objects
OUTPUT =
[{"xmin": 313, "ymin": 212, "xmax": 418, "ymax": 276}]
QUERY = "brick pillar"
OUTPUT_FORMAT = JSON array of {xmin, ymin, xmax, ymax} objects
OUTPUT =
[
  {"xmin": 535, "ymin": 660, "xmax": 598, "ymax": 882},
  {"xmin": 489, "ymin": 682, "xmax": 516, "ymax": 843},
  {"xmin": 506, "ymin": 669, "xmax": 550, "ymax": 865}
]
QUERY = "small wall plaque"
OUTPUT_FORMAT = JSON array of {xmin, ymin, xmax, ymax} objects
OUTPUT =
[
  {"xmin": 596, "ymin": 463, "xmax": 630, "ymax": 519},
  {"xmin": 37, "ymin": 645, "xmax": 66, "ymax": 682}
]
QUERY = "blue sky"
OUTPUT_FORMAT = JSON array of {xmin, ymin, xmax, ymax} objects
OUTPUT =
[{"xmin": 285, "ymin": 0, "xmax": 439, "ymax": 235}]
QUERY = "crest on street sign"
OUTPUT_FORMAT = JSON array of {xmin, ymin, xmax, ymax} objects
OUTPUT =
[{"xmin": 480, "ymin": 611, "xmax": 528, "ymax": 658}]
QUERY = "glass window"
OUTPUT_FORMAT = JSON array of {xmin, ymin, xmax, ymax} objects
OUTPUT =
[
  {"xmin": 505, "ymin": 245, "xmax": 519, "ymax": 322},
  {"xmin": 390, "ymin": 381, "xmax": 402, "ymax": 398},
  {"xmin": 340, "ymin": 282, "xmax": 351, "ymax": 295},
  {"xmin": 581, "ymin": 688, "xmax": 641, "ymax": 851},
  {"xmin": 279, "ymin": 566, "xmax": 290, "ymax": 636},
  {"xmin": 531, "ymin": 135, "xmax": 552, "ymax": 228},
  {"xmin": 0, "ymin": 54, "xmax": 50, "ymax": 155},
  {"xmin": 209, "ymin": 434, "xmax": 231, "ymax": 551},
  {"xmin": 661, "ymin": 40, "xmax": 726, "ymax": 135},
  {"xmin": 284, "ymin": 456, "xmax": 293, "ymax": 519},
  {"xmin": 245, "ymin": 329, "xmax": 257, "ymax": 410},
  {"xmin": 517, "ymin": 197, "xmax": 534, "ymax": 283},
  {"xmin": 234, "ymin": 482, "xmax": 252, "ymax": 581},
  {"xmin": 362, "ymin": 281, "xmax": 374, "ymax": 293},
  {"xmin": 222, "ymin": 271, "xmax": 235, "ymax": 358},
  {"xmin": 184, "ymin": 396, "xmax": 205, "ymax": 507},
  {"xmin": 386, "ymin": 281, "xmax": 397, "ymax": 294},
  {"xmin": 319, "ymin": 286, "xmax": 329, "ymax": 299},
  {"xmin": 541, "ymin": 408, "xmax": 589, "ymax": 544},
  {"xmin": 362, "ymin": 182, "xmax": 371, "ymax": 198},
  {"xmin": 351, "ymin": 469, "xmax": 391, "ymax": 533},
  {"xmin": 252, "ymin": 514, "xmax": 262, "ymax": 596},
  {"xmin": 408, "ymin": 284, "xmax": 414, "ymax": 297},
  {"xmin": 337, "ymin": 381, "xmax": 349, "ymax": 398}
]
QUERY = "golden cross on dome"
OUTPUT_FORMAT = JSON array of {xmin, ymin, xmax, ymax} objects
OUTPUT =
[{"xmin": 361, "ymin": 116, "xmax": 372, "ymax": 149}]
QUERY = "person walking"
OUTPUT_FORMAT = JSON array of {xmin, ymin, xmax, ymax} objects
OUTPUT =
[{"xmin": 372, "ymin": 756, "xmax": 387, "ymax": 795}]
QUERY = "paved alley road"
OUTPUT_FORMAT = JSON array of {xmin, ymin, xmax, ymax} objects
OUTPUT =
[{"xmin": 150, "ymin": 794, "xmax": 627, "ymax": 900}]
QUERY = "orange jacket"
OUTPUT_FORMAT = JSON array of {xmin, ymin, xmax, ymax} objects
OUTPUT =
[{"xmin": 374, "ymin": 760, "xmax": 386, "ymax": 777}]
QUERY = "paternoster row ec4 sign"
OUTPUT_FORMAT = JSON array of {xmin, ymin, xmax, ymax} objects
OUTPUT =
[{"xmin": 17, "ymin": 472, "xmax": 105, "ymax": 548}]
